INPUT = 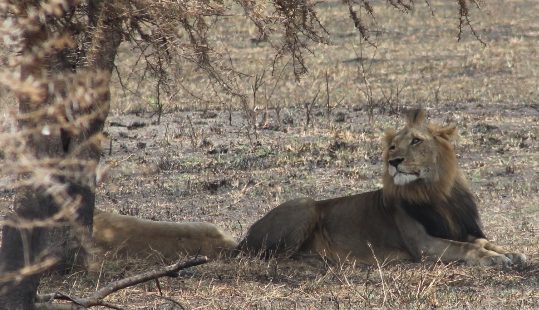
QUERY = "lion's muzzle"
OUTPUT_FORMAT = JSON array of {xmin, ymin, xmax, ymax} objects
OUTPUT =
[{"xmin": 388, "ymin": 165, "xmax": 419, "ymax": 185}]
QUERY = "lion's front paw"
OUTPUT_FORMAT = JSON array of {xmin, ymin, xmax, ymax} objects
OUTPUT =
[
  {"xmin": 504, "ymin": 252, "xmax": 527, "ymax": 266},
  {"xmin": 479, "ymin": 254, "xmax": 512, "ymax": 267},
  {"xmin": 470, "ymin": 254, "xmax": 512, "ymax": 267}
]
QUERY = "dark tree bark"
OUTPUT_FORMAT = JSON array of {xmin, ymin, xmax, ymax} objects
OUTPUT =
[
  {"xmin": 0, "ymin": 7, "xmax": 57, "ymax": 308},
  {"xmin": 0, "ymin": 191, "xmax": 61, "ymax": 309},
  {"xmin": 0, "ymin": 1, "xmax": 122, "ymax": 308},
  {"xmin": 49, "ymin": 1, "xmax": 123, "ymax": 273}
]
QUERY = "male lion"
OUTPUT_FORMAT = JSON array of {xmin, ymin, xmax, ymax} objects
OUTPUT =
[{"xmin": 238, "ymin": 109, "xmax": 526, "ymax": 267}]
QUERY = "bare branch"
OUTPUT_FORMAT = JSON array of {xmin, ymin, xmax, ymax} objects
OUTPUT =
[
  {"xmin": 457, "ymin": 0, "xmax": 486, "ymax": 46},
  {"xmin": 36, "ymin": 257, "xmax": 209, "ymax": 309}
]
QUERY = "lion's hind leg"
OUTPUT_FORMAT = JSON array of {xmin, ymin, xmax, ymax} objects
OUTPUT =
[
  {"xmin": 471, "ymin": 237, "xmax": 527, "ymax": 266},
  {"xmin": 238, "ymin": 197, "xmax": 319, "ymax": 259}
]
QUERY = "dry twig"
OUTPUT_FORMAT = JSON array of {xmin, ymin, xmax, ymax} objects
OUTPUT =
[
  {"xmin": 304, "ymin": 88, "xmax": 320, "ymax": 130},
  {"xmin": 35, "ymin": 256, "xmax": 209, "ymax": 309}
]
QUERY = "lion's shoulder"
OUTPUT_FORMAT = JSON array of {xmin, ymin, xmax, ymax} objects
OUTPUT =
[{"xmin": 400, "ymin": 183, "xmax": 485, "ymax": 241}]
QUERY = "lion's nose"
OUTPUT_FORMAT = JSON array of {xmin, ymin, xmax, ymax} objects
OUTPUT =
[{"xmin": 389, "ymin": 158, "xmax": 404, "ymax": 167}]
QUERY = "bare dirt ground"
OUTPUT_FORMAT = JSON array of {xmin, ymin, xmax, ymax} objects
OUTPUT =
[{"xmin": 14, "ymin": 0, "xmax": 539, "ymax": 308}]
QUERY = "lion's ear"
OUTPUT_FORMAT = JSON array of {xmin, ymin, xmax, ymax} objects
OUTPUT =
[
  {"xmin": 405, "ymin": 108, "xmax": 426, "ymax": 127},
  {"xmin": 434, "ymin": 124, "xmax": 457, "ymax": 141}
]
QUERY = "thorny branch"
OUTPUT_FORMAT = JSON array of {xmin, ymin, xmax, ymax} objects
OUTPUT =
[{"xmin": 457, "ymin": 0, "xmax": 486, "ymax": 46}]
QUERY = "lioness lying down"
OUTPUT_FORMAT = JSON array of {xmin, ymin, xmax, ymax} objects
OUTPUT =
[
  {"xmin": 238, "ymin": 109, "xmax": 526, "ymax": 267},
  {"xmin": 93, "ymin": 209, "xmax": 237, "ymax": 258},
  {"xmin": 92, "ymin": 109, "xmax": 526, "ymax": 267}
]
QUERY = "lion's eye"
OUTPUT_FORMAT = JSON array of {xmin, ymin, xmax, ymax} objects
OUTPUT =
[
  {"xmin": 411, "ymin": 137, "xmax": 422, "ymax": 145},
  {"xmin": 389, "ymin": 145, "xmax": 396, "ymax": 150}
]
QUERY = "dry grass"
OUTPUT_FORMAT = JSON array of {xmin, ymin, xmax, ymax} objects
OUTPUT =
[
  {"xmin": 3, "ymin": 0, "xmax": 537, "ymax": 308},
  {"xmin": 41, "ymin": 254, "xmax": 537, "ymax": 308},
  {"xmin": 38, "ymin": 108, "xmax": 538, "ymax": 307},
  {"xmin": 111, "ymin": 0, "xmax": 538, "ymax": 114}
]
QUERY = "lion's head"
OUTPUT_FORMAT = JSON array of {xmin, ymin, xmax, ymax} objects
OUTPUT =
[{"xmin": 383, "ymin": 109, "xmax": 463, "ymax": 204}]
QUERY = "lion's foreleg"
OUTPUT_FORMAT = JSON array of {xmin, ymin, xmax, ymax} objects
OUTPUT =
[
  {"xmin": 469, "ymin": 237, "xmax": 527, "ymax": 266},
  {"xmin": 421, "ymin": 237, "xmax": 512, "ymax": 266},
  {"xmin": 394, "ymin": 208, "xmax": 512, "ymax": 266}
]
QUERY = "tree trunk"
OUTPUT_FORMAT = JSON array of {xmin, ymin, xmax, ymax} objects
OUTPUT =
[
  {"xmin": 0, "ymin": 9, "xmax": 57, "ymax": 308},
  {"xmin": 0, "ymin": 1, "xmax": 122, "ymax": 308},
  {"xmin": 52, "ymin": 0, "xmax": 123, "ymax": 272},
  {"xmin": 0, "ymin": 190, "xmax": 62, "ymax": 309}
]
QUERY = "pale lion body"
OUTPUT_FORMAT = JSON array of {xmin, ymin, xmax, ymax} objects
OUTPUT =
[
  {"xmin": 93, "ymin": 209, "xmax": 237, "ymax": 259},
  {"xmin": 239, "ymin": 109, "xmax": 526, "ymax": 266}
]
